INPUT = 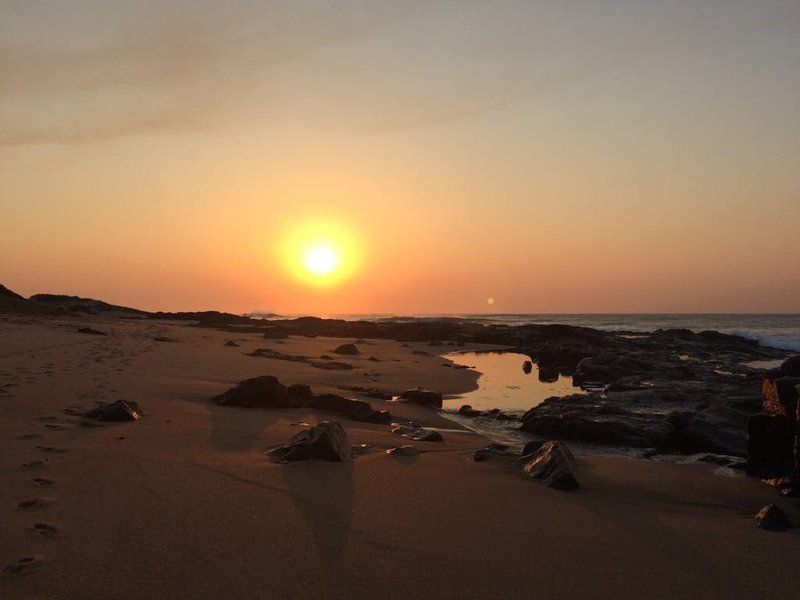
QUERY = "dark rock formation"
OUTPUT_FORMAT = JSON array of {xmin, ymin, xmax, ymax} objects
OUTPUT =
[
  {"xmin": 746, "ymin": 414, "xmax": 796, "ymax": 477},
  {"xmin": 287, "ymin": 383, "xmax": 314, "ymax": 406},
  {"xmin": 268, "ymin": 421, "xmax": 350, "ymax": 462},
  {"xmin": 224, "ymin": 340, "xmax": 240, "ymax": 347},
  {"xmin": 678, "ymin": 405, "xmax": 748, "ymax": 456},
  {"xmin": 386, "ymin": 445, "xmax": 417, "ymax": 457},
  {"xmin": 333, "ymin": 343, "xmax": 360, "ymax": 355},
  {"xmin": 309, "ymin": 360, "xmax": 354, "ymax": 370},
  {"xmin": 212, "ymin": 376, "xmax": 294, "ymax": 408},
  {"xmin": 473, "ymin": 444, "xmax": 516, "ymax": 462},
  {"xmin": 457, "ymin": 404, "xmax": 481, "ymax": 417},
  {"xmin": 522, "ymin": 360, "xmax": 532, "ymax": 374},
  {"xmin": 522, "ymin": 440, "xmax": 545, "ymax": 456},
  {"xmin": 779, "ymin": 355, "xmax": 800, "ymax": 377},
  {"xmin": 521, "ymin": 440, "xmax": 580, "ymax": 490},
  {"xmin": 84, "ymin": 400, "xmax": 142, "ymax": 422},
  {"xmin": 762, "ymin": 377, "xmax": 800, "ymax": 417},
  {"xmin": 398, "ymin": 388, "xmax": 443, "ymax": 408},
  {"xmin": 754, "ymin": 504, "xmax": 790, "ymax": 531},
  {"xmin": 314, "ymin": 393, "xmax": 391, "ymax": 424},
  {"xmin": 77, "ymin": 326, "xmax": 106, "ymax": 336}
]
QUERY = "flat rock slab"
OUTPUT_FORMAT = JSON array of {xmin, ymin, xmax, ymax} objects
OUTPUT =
[
  {"xmin": 521, "ymin": 440, "xmax": 580, "ymax": 491},
  {"xmin": 268, "ymin": 421, "xmax": 351, "ymax": 463}
]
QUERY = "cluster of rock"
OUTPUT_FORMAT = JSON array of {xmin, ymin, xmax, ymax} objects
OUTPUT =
[
  {"xmin": 473, "ymin": 440, "xmax": 580, "ymax": 491},
  {"xmin": 212, "ymin": 376, "xmax": 391, "ymax": 424},
  {"xmin": 746, "ymin": 356, "xmax": 800, "ymax": 485}
]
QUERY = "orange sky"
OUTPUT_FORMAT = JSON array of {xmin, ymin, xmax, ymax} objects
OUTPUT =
[{"xmin": 1, "ymin": 1, "xmax": 799, "ymax": 314}]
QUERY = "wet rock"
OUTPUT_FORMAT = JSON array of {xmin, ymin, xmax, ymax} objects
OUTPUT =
[
  {"xmin": 755, "ymin": 504, "xmax": 790, "ymax": 531},
  {"xmin": 678, "ymin": 405, "xmax": 748, "ymax": 457},
  {"xmin": 762, "ymin": 377, "xmax": 800, "ymax": 417},
  {"xmin": 522, "ymin": 440, "xmax": 545, "ymax": 456},
  {"xmin": 538, "ymin": 366, "xmax": 559, "ymax": 382},
  {"xmin": 391, "ymin": 423, "xmax": 443, "ymax": 442},
  {"xmin": 457, "ymin": 404, "xmax": 481, "ymax": 417},
  {"xmin": 746, "ymin": 413, "xmax": 795, "ymax": 477},
  {"xmin": 474, "ymin": 444, "xmax": 516, "ymax": 462},
  {"xmin": 268, "ymin": 421, "xmax": 351, "ymax": 463},
  {"xmin": 336, "ymin": 385, "xmax": 393, "ymax": 400},
  {"xmin": 386, "ymin": 445, "xmax": 418, "ymax": 457},
  {"xmin": 398, "ymin": 388, "xmax": 443, "ymax": 408},
  {"xmin": 779, "ymin": 355, "xmax": 800, "ymax": 377},
  {"xmin": 522, "ymin": 360, "xmax": 532, "ymax": 374},
  {"xmin": 213, "ymin": 376, "xmax": 292, "ymax": 408},
  {"xmin": 333, "ymin": 343, "xmax": 360, "ymax": 355},
  {"xmin": 77, "ymin": 326, "xmax": 106, "ymax": 336},
  {"xmin": 521, "ymin": 440, "xmax": 580, "ymax": 490},
  {"xmin": 84, "ymin": 400, "xmax": 142, "ymax": 422}
]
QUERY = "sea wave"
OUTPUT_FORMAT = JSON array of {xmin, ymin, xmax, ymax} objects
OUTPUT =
[{"xmin": 730, "ymin": 330, "xmax": 800, "ymax": 352}]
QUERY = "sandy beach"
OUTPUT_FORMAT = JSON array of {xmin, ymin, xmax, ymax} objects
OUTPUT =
[{"xmin": 1, "ymin": 313, "xmax": 798, "ymax": 599}]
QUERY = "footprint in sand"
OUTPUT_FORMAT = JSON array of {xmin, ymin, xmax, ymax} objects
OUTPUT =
[
  {"xmin": 2, "ymin": 556, "xmax": 45, "ymax": 576},
  {"xmin": 30, "ymin": 523, "xmax": 57, "ymax": 537},
  {"xmin": 43, "ymin": 423, "xmax": 70, "ymax": 431},
  {"xmin": 16, "ymin": 433, "xmax": 43, "ymax": 440},
  {"xmin": 33, "ymin": 478, "xmax": 54, "ymax": 487},
  {"xmin": 18, "ymin": 498, "xmax": 53, "ymax": 510},
  {"xmin": 22, "ymin": 460, "xmax": 48, "ymax": 469},
  {"xmin": 35, "ymin": 446, "xmax": 69, "ymax": 454}
]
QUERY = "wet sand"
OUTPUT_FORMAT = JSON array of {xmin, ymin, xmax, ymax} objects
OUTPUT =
[{"xmin": 1, "ymin": 314, "xmax": 799, "ymax": 599}]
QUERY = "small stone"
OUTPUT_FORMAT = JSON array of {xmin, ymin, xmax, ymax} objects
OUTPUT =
[{"xmin": 755, "ymin": 504, "xmax": 790, "ymax": 531}]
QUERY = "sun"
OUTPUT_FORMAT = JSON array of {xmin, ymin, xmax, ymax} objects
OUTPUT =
[{"xmin": 303, "ymin": 244, "xmax": 339, "ymax": 276}]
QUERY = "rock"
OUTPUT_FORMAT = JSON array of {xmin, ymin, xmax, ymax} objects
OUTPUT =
[
  {"xmin": 391, "ymin": 424, "xmax": 443, "ymax": 442},
  {"xmin": 521, "ymin": 440, "xmax": 580, "ymax": 490},
  {"xmin": 520, "ymin": 394, "xmax": 676, "ymax": 448},
  {"xmin": 77, "ymin": 326, "xmax": 106, "ymax": 336},
  {"xmin": 398, "ymin": 388, "xmax": 443, "ymax": 408},
  {"xmin": 268, "ymin": 421, "xmax": 351, "ymax": 462},
  {"xmin": 287, "ymin": 383, "xmax": 314, "ymax": 406},
  {"xmin": 212, "ymin": 376, "xmax": 292, "ymax": 408},
  {"xmin": 473, "ymin": 444, "xmax": 516, "ymax": 462},
  {"xmin": 678, "ymin": 405, "xmax": 748, "ymax": 457},
  {"xmin": 746, "ymin": 413, "xmax": 796, "ymax": 477},
  {"xmin": 314, "ymin": 393, "xmax": 391, "ymax": 424},
  {"xmin": 309, "ymin": 361, "xmax": 354, "ymax": 370},
  {"xmin": 153, "ymin": 336, "xmax": 177, "ymax": 343},
  {"xmin": 755, "ymin": 504, "xmax": 790, "ymax": 531},
  {"xmin": 522, "ymin": 360, "xmax": 532, "ymax": 374},
  {"xmin": 368, "ymin": 356, "xmax": 380, "ymax": 362},
  {"xmin": 412, "ymin": 350, "xmax": 431, "ymax": 356},
  {"xmin": 537, "ymin": 366, "xmax": 559, "ymax": 382},
  {"xmin": 457, "ymin": 404, "xmax": 481, "ymax": 417},
  {"xmin": 83, "ymin": 400, "xmax": 142, "ymax": 422},
  {"xmin": 522, "ymin": 440, "xmax": 545, "ymax": 456},
  {"xmin": 780, "ymin": 355, "xmax": 800, "ymax": 377},
  {"xmin": 386, "ymin": 445, "xmax": 417, "ymax": 457},
  {"xmin": 762, "ymin": 377, "xmax": 800, "ymax": 417},
  {"xmin": 224, "ymin": 340, "xmax": 239, "ymax": 347},
  {"xmin": 333, "ymin": 343, "xmax": 360, "ymax": 356}
]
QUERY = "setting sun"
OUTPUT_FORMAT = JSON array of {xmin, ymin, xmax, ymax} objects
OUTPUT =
[{"xmin": 303, "ymin": 244, "xmax": 339, "ymax": 276}]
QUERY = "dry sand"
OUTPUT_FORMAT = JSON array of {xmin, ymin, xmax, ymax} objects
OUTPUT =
[{"xmin": 1, "ymin": 314, "xmax": 799, "ymax": 599}]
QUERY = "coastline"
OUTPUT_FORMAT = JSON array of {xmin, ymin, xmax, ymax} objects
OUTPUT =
[{"xmin": 1, "ymin": 312, "xmax": 799, "ymax": 598}]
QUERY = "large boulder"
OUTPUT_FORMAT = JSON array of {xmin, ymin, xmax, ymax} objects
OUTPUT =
[
  {"xmin": 779, "ymin": 355, "xmax": 800, "ymax": 377},
  {"xmin": 398, "ymin": 388, "xmax": 443, "ymax": 408},
  {"xmin": 521, "ymin": 440, "xmax": 580, "ymax": 490},
  {"xmin": 212, "ymin": 376, "xmax": 293, "ymax": 408},
  {"xmin": 746, "ymin": 413, "xmax": 796, "ymax": 477},
  {"xmin": 84, "ymin": 400, "xmax": 142, "ymax": 422},
  {"xmin": 268, "ymin": 421, "xmax": 351, "ymax": 462},
  {"xmin": 333, "ymin": 343, "xmax": 360, "ymax": 356},
  {"xmin": 677, "ymin": 405, "xmax": 748, "ymax": 457}
]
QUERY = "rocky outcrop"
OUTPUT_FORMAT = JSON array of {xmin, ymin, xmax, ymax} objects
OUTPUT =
[
  {"xmin": 521, "ymin": 440, "xmax": 580, "ymax": 490},
  {"xmin": 398, "ymin": 389, "xmax": 443, "ymax": 408},
  {"xmin": 779, "ymin": 355, "xmax": 800, "ymax": 377},
  {"xmin": 747, "ymin": 376, "xmax": 800, "ymax": 479},
  {"xmin": 268, "ymin": 421, "xmax": 351, "ymax": 462}
]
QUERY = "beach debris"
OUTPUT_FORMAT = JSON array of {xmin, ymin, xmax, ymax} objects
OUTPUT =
[
  {"xmin": 77, "ymin": 326, "xmax": 106, "ymax": 336},
  {"xmin": 268, "ymin": 421, "xmax": 351, "ymax": 463},
  {"xmin": 522, "ymin": 360, "xmax": 532, "ymax": 374},
  {"xmin": 521, "ymin": 440, "xmax": 580, "ymax": 491},
  {"xmin": 386, "ymin": 445, "xmax": 418, "ymax": 457},
  {"xmin": 473, "ymin": 443, "xmax": 516, "ymax": 462},
  {"xmin": 224, "ymin": 340, "xmax": 240, "ymax": 347},
  {"xmin": 391, "ymin": 422, "xmax": 443, "ymax": 442},
  {"xmin": 755, "ymin": 504, "xmax": 790, "ymax": 531},
  {"xmin": 84, "ymin": 400, "xmax": 142, "ymax": 422},
  {"xmin": 397, "ymin": 388, "xmax": 443, "ymax": 408},
  {"xmin": 333, "ymin": 343, "xmax": 360, "ymax": 356}
]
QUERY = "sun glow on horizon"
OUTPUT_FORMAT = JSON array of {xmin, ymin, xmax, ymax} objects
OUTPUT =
[{"xmin": 278, "ymin": 220, "xmax": 361, "ymax": 287}]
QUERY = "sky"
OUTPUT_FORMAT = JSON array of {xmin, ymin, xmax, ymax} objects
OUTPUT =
[{"xmin": 1, "ymin": 0, "xmax": 798, "ymax": 314}]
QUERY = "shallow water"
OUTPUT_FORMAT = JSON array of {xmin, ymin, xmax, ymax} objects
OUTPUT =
[{"xmin": 442, "ymin": 351, "xmax": 579, "ymax": 414}]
